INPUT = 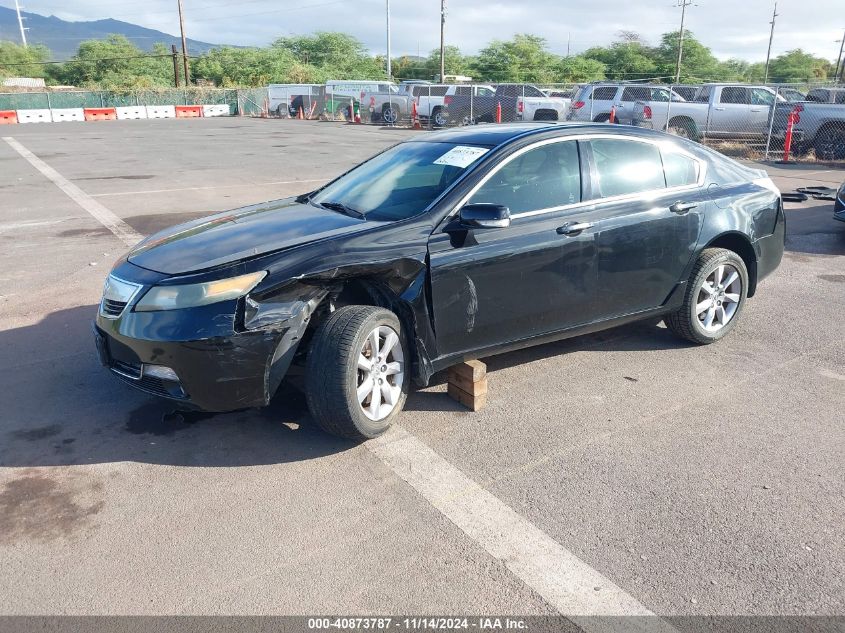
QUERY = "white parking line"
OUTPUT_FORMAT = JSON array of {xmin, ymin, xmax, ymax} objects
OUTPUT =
[
  {"xmin": 3, "ymin": 136, "xmax": 144, "ymax": 247},
  {"xmin": 88, "ymin": 179, "xmax": 326, "ymax": 198},
  {"xmin": 368, "ymin": 426, "xmax": 676, "ymax": 631}
]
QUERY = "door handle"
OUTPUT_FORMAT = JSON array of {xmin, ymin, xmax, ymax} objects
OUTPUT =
[
  {"xmin": 669, "ymin": 201, "xmax": 698, "ymax": 214},
  {"xmin": 714, "ymin": 107, "xmax": 725, "ymax": 111},
  {"xmin": 556, "ymin": 222, "xmax": 593, "ymax": 235}
]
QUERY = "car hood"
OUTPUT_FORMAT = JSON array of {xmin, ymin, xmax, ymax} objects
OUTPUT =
[{"xmin": 127, "ymin": 198, "xmax": 372, "ymax": 275}]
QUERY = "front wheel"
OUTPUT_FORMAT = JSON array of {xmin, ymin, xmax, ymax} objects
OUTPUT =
[
  {"xmin": 305, "ymin": 305, "xmax": 409, "ymax": 440},
  {"xmin": 665, "ymin": 248, "xmax": 749, "ymax": 345}
]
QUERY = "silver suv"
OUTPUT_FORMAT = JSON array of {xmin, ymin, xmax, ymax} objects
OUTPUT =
[{"xmin": 567, "ymin": 83, "xmax": 686, "ymax": 125}]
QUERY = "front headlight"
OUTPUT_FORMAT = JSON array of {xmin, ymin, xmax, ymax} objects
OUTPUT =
[{"xmin": 134, "ymin": 271, "xmax": 267, "ymax": 312}]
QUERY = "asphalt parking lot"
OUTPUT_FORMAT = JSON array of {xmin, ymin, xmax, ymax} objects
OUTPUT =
[{"xmin": 1, "ymin": 118, "xmax": 843, "ymax": 623}]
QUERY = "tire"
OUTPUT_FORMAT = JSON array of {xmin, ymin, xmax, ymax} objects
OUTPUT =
[
  {"xmin": 276, "ymin": 105, "xmax": 287, "ymax": 118},
  {"xmin": 432, "ymin": 107, "xmax": 447, "ymax": 127},
  {"xmin": 813, "ymin": 124, "xmax": 845, "ymax": 161},
  {"xmin": 594, "ymin": 114, "xmax": 611, "ymax": 123},
  {"xmin": 305, "ymin": 305, "xmax": 410, "ymax": 440},
  {"xmin": 382, "ymin": 104, "xmax": 399, "ymax": 125},
  {"xmin": 665, "ymin": 248, "xmax": 749, "ymax": 345},
  {"xmin": 667, "ymin": 118, "xmax": 698, "ymax": 141}
]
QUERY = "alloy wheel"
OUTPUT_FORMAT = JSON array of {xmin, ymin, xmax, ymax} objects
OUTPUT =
[
  {"xmin": 696, "ymin": 264, "xmax": 742, "ymax": 332},
  {"xmin": 357, "ymin": 325, "xmax": 405, "ymax": 421}
]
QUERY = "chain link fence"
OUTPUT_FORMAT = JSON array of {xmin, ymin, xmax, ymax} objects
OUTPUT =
[{"xmin": 260, "ymin": 81, "xmax": 844, "ymax": 164}]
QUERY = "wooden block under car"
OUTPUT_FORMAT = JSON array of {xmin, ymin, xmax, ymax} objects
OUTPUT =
[
  {"xmin": 447, "ymin": 371, "xmax": 488, "ymax": 396},
  {"xmin": 447, "ymin": 382, "xmax": 488, "ymax": 412},
  {"xmin": 448, "ymin": 360, "xmax": 486, "ymax": 382}
]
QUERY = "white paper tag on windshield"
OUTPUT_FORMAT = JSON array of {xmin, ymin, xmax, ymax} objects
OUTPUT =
[{"xmin": 433, "ymin": 145, "xmax": 489, "ymax": 168}]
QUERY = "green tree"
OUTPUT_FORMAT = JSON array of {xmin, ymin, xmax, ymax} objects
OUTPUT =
[
  {"xmin": 0, "ymin": 41, "xmax": 51, "ymax": 79},
  {"xmin": 555, "ymin": 55, "xmax": 606, "ymax": 82},
  {"xmin": 583, "ymin": 39, "xmax": 658, "ymax": 81},
  {"xmin": 656, "ymin": 31, "xmax": 724, "ymax": 82},
  {"xmin": 767, "ymin": 49, "xmax": 832, "ymax": 82},
  {"xmin": 51, "ymin": 35, "xmax": 172, "ymax": 88},
  {"xmin": 423, "ymin": 45, "xmax": 470, "ymax": 80},
  {"xmin": 271, "ymin": 32, "xmax": 383, "ymax": 80},
  {"xmin": 473, "ymin": 34, "xmax": 558, "ymax": 83}
]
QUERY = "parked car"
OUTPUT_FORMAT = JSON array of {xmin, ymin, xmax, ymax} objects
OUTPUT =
[
  {"xmin": 268, "ymin": 83, "xmax": 321, "ymax": 117},
  {"xmin": 322, "ymin": 80, "xmax": 396, "ymax": 118},
  {"xmin": 361, "ymin": 81, "xmax": 440, "ymax": 124},
  {"xmin": 441, "ymin": 84, "xmax": 497, "ymax": 124},
  {"xmin": 805, "ymin": 88, "xmax": 845, "ymax": 104},
  {"xmin": 94, "ymin": 123, "xmax": 784, "ymax": 440},
  {"xmin": 835, "ymin": 180, "xmax": 845, "ymax": 223},
  {"xmin": 631, "ymin": 83, "xmax": 786, "ymax": 140},
  {"xmin": 493, "ymin": 84, "xmax": 570, "ymax": 122},
  {"xmin": 567, "ymin": 83, "xmax": 687, "ymax": 125},
  {"xmin": 771, "ymin": 101, "xmax": 845, "ymax": 160}
]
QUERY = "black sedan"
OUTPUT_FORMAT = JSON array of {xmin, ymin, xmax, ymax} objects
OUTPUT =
[{"xmin": 94, "ymin": 123, "xmax": 785, "ymax": 440}]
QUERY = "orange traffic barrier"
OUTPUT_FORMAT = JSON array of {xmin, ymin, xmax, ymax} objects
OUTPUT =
[
  {"xmin": 0, "ymin": 110, "xmax": 18, "ymax": 125},
  {"xmin": 609, "ymin": 106, "xmax": 616, "ymax": 124},
  {"xmin": 83, "ymin": 107, "xmax": 117, "ymax": 121},
  {"xmin": 175, "ymin": 105, "xmax": 203, "ymax": 118}
]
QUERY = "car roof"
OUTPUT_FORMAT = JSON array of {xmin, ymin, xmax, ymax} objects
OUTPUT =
[{"xmin": 412, "ymin": 122, "xmax": 667, "ymax": 147}]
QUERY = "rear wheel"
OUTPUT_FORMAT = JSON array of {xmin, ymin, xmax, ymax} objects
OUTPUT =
[
  {"xmin": 382, "ymin": 104, "xmax": 399, "ymax": 125},
  {"xmin": 814, "ymin": 124, "xmax": 845, "ymax": 160},
  {"xmin": 667, "ymin": 118, "xmax": 698, "ymax": 141},
  {"xmin": 305, "ymin": 306, "xmax": 409, "ymax": 440},
  {"xmin": 665, "ymin": 248, "xmax": 748, "ymax": 345},
  {"xmin": 432, "ymin": 107, "xmax": 447, "ymax": 127}
]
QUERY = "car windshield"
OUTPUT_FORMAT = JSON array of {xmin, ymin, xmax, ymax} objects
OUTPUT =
[{"xmin": 311, "ymin": 141, "xmax": 490, "ymax": 221}]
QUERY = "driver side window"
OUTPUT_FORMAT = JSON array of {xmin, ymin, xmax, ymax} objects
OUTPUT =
[{"xmin": 469, "ymin": 141, "xmax": 581, "ymax": 214}]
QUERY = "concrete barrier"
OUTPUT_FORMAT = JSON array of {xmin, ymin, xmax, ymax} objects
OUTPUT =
[
  {"xmin": 50, "ymin": 108, "xmax": 85, "ymax": 122},
  {"xmin": 83, "ymin": 107, "xmax": 118, "ymax": 121},
  {"xmin": 202, "ymin": 104, "xmax": 231, "ymax": 117},
  {"xmin": 175, "ymin": 105, "xmax": 203, "ymax": 118},
  {"xmin": 145, "ymin": 105, "xmax": 176, "ymax": 119},
  {"xmin": 17, "ymin": 109, "xmax": 52, "ymax": 123},
  {"xmin": 0, "ymin": 110, "xmax": 18, "ymax": 125},
  {"xmin": 116, "ymin": 106, "xmax": 147, "ymax": 120}
]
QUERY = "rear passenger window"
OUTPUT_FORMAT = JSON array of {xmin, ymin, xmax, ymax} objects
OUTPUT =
[
  {"xmin": 662, "ymin": 149, "xmax": 700, "ymax": 188},
  {"xmin": 592, "ymin": 87, "xmax": 617, "ymax": 100},
  {"xmin": 805, "ymin": 90, "xmax": 826, "ymax": 103},
  {"xmin": 590, "ymin": 139, "xmax": 665, "ymax": 197},
  {"xmin": 469, "ymin": 141, "xmax": 581, "ymax": 213},
  {"xmin": 622, "ymin": 87, "xmax": 649, "ymax": 101},
  {"xmin": 720, "ymin": 87, "xmax": 750, "ymax": 104}
]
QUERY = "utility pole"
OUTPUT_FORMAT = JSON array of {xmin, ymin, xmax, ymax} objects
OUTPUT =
[
  {"xmin": 835, "ymin": 31, "xmax": 845, "ymax": 83},
  {"xmin": 385, "ymin": 0, "xmax": 392, "ymax": 78},
  {"xmin": 439, "ymin": 0, "xmax": 446, "ymax": 82},
  {"xmin": 171, "ymin": 44, "xmax": 180, "ymax": 87},
  {"xmin": 674, "ymin": 0, "xmax": 694, "ymax": 84},
  {"xmin": 567, "ymin": 32, "xmax": 571, "ymax": 57},
  {"xmin": 14, "ymin": 0, "xmax": 27, "ymax": 46},
  {"xmin": 763, "ymin": 2, "xmax": 779, "ymax": 83},
  {"xmin": 177, "ymin": 0, "xmax": 190, "ymax": 85}
]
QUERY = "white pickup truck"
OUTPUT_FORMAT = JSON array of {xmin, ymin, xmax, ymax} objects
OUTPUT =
[
  {"xmin": 631, "ymin": 83, "xmax": 786, "ymax": 140},
  {"xmin": 493, "ymin": 84, "xmax": 570, "ymax": 122}
]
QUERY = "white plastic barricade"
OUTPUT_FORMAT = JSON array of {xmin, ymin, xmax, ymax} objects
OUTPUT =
[
  {"xmin": 17, "ymin": 109, "xmax": 52, "ymax": 123},
  {"xmin": 202, "ymin": 104, "xmax": 231, "ymax": 117},
  {"xmin": 145, "ymin": 105, "xmax": 176, "ymax": 119},
  {"xmin": 50, "ymin": 108, "xmax": 85, "ymax": 122},
  {"xmin": 116, "ymin": 106, "xmax": 147, "ymax": 120}
]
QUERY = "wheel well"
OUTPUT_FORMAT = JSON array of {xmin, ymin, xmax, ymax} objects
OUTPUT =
[
  {"xmin": 593, "ymin": 113, "xmax": 610, "ymax": 123},
  {"xmin": 668, "ymin": 115, "xmax": 696, "ymax": 129},
  {"xmin": 533, "ymin": 109, "xmax": 559, "ymax": 121},
  {"xmin": 705, "ymin": 233, "xmax": 758, "ymax": 297}
]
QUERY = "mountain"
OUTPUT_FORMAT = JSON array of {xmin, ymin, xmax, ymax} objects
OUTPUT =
[{"xmin": 0, "ymin": 6, "xmax": 223, "ymax": 60}]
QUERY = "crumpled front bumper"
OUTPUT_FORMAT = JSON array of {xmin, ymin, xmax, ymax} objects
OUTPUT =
[{"xmin": 93, "ymin": 313, "xmax": 285, "ymax": 412}]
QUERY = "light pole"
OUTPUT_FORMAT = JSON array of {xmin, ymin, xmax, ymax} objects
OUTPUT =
[
  {"xmin": 835, "ymin": 31, "xmax": 845, "ymax": 83},
  {"xmin": 385, "ymin": 0, "xmax": 392, "ymax": 78},
  {"xmin": 439, "ymin": 0, "xmax": 446, "ymax": 82},
  {"xmin": 14, "ymin": 0, "xmax": 27, "ymax": 46},
  {"xmin": 674, "ymin": 0, "xmax": 694, "ymax": 84},
  {"xmin": 763, "ymin": 2, "xmax": 778, "ymax": 83}
]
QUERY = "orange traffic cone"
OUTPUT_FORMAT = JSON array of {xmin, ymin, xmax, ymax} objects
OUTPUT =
[
  {"xmin": 412, "ymin": 100, "xmax": 421, "ymax": 129},
  {"xmin": 298, "ymin": 106, "xmax": 304, "ymax": 120}
]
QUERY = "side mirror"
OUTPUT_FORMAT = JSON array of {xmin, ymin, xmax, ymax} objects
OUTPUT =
[{"xmin": 458, "ymin": 203, "xmax": 511, "ymax": 229}]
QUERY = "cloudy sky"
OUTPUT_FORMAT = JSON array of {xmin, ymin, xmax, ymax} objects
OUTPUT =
[{"xmin": 8, "ymin": 0, "xmax": 845, "ymax": 62}]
